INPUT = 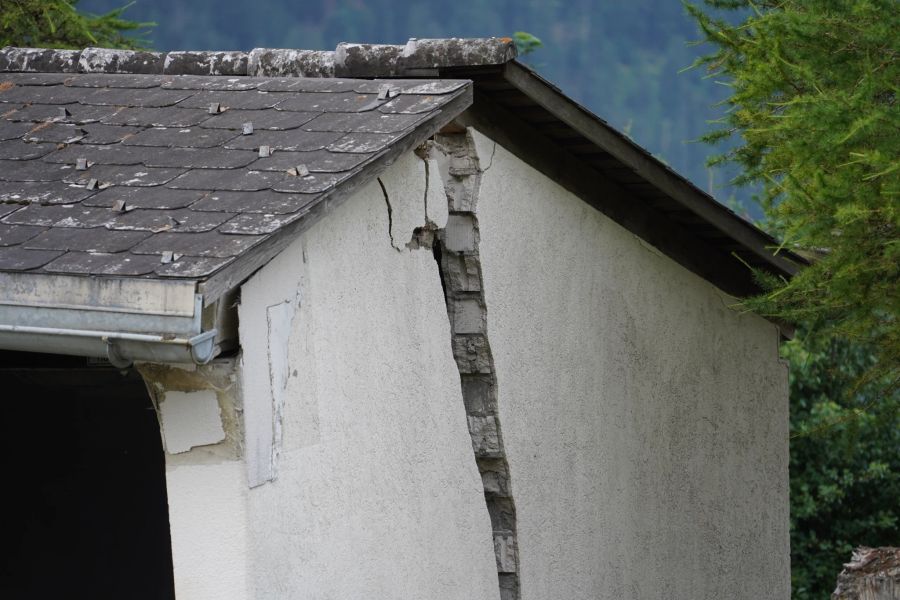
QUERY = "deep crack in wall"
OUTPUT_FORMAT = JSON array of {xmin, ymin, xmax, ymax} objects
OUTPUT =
[{"xmin": 429, "ymin": 130, "xmax": 521, "ymax": 600}]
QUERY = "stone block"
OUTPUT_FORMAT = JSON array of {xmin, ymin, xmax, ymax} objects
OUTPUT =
[
  {"xmin": 452, "ymin": 335, "xmax": 493, "ymax": 374},
  {"xmin": 452, "ymin": 297, "xmax": 484, "ymax": 334},
  {"xmin": 445, "ymin": 253, "xmax": 481, "ymax": 292},
  {"xmin": 461, "ymin": 375, "xmax": 493, "ymax": 415},
  {"xmin": 468, "ymin": 415, "xmax": 501, "ymax": 457},
  {"xmin": 494, "ymin": 532, "xmax": 518, "ymax": 574},
  {"xmin": 445, "ymin": 213, "xmax": 477, "ymax": 252}
]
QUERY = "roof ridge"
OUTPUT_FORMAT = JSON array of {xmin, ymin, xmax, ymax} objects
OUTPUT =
[{"xmin": 0, "ymin": 37, "xmax": 517, "ymax": 78}]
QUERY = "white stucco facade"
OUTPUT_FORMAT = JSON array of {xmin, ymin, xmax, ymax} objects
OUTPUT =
[
  {"xmin": 235, "ymin": 151, "xmax": 500, "ymax": 599},
  {"xmin": 471, "ymin": 130, "xmax": 790, "ymax": 600}
]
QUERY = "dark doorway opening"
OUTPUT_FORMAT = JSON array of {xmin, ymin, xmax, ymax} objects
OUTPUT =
[{"xmin": 0, "ymin": 352, "xmax": 175, "ymax": 599}]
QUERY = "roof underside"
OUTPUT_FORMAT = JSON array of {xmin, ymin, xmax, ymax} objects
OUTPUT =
[{"xmin": 0, "ymin": 39, "xmax": 802, "ymax": 303}]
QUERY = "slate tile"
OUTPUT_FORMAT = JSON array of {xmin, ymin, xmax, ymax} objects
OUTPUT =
[
  {"xmin": 223, "ymin": 129, "xmax": 343, "ymax": 152},
  {"xmin": 0, "ymin": 181, "xmax": 96, "ymax": 205},
  {"xmin": 0, "ymin": 203, "xmax": 22, "ymax": 218},
  {"xmin": 66, "ymin": 74, "xmax": 168, "ymax": 89},
  {"xmin": 101, "ymin": 106, "xmax": 212, "ymax": 128},
  {"xmin": 178, "ymin": 90, "xmax": 284, "ymax": 110},
  {"xmin": 43, "ymin": 251, "xmax": 162, "ymax": 276},
  {"xmin": 145, "ymin": 147, "xmax": 258, "ymax": 169},
  {"xmin": 167, "ymin": 168, "xmax": 281, "ymax": 191},
  {"xmin": 3, "ymin": 104, "xmax": 117, "ymax": 124},
  {"xmin": 64, "ymin": 165, "xmax": 186, "ymax": 187},
  {"xmin": 0, "ymin": 141, "xmax": 57, "ymax": 160},
  {"xmin": 327, "ymin": 132, "xmax": 405, "ymax": 153},
  {"xmin": 79, "ymin": 123, "xmax": 143, "ymax": 144},
  {"xmin": 122, "ymin": 127, "xmax": 239, "ymax": 148},
  {"xmin": 250, "ymin": 149, "xmax": 371, "ymax": 173},
  {"xmin": 3, "ymin": 203, "xmax": 116, "ymax": 228},
  {"xmin": 0, "ymin": 160, "xmax": 73, "ymax": 181},
  {"xmin": 82, "ymin": 186, "xmax": 207, "ymax": 210},
  {"xmin": 44, "ymin": 145, "xmax": 145, "ymax": 166},
  {"xmin": 256, "ymin": 78, "xmax": 357, "ymax": 92},
  {"xmin": 161, "ymin": 76, "xmax": 261, "ymax": 91},
  {"xmin": 80, "ymin": 87, "xmax": 195, "ymax": 107},
  {"xmin": 155, "ymin": 255, "xmax": 234, "ymax": 277},
  {"xmin": 0, "ymin": 120, "xmax": 33, "ymax": 141},
  {"xmin": 108, "ymin": 208, "xmax": 234, "ymax": 233},
  {"xmin": 0, "ymin": 223, "xmax": 45, "ymax": 246},
  {"xmin": 131, "ymin": 230, "xmax": 264, "ymax": 257},
  {"xmin": 303, "ymin": 112, "xmax": 424, "ymax": 134},
  {"xmin": 22, "ymin": 122, "xmax": 86, "ymax": 143},
  {"xmin": 275, "ymin": 92, "xmax": 376, "ymax": 113},
  {"xmin": 0, "ymin": 247, "xmax": 64, "ymax": 270},
  {"xmin": 218, "ymin": 212, "xmax": 302, "ymax": 235},
  {"xmin": 190, "ymin": 190, "xmax": 317, "ymax": 214},
  {"xmin": 272, "ymin": 171, "xmax": 350, "ymax": 194},
  {"xmin": 24, "ymin": 227, "xmax": 150, "ymax": 253},
  {"xmin": 353, "ymin": 80, "xmax": 468, "ymax": 94},
  {"xmin": 0, "ymin": 85, "xmax": 85, "ymax": 105},
  {"xmin": 379, "ymin": 94, "xmax": 446, "ymax": 114},
  {"xmin": 1, "ymin": 73, "xmax": 71, "ymax": 86},
  {"xmin": 200, "ymin": 109, "xmax": 317, "ymax": 131}
]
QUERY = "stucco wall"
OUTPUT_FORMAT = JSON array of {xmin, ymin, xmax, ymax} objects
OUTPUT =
[
  {"xmin": 238, "ymin": 151, "xmax": 499, "ymax": 599},
  {"xmin": 471, "ymin": 130, "xmax": 790, "ymax": 600}
]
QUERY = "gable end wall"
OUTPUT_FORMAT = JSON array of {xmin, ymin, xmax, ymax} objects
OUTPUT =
[{"xmin": 471, "ymin": 129, "xmax": 790, "ymax": 600}]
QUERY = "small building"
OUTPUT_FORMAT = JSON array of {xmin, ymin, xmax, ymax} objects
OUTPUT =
[{"xmin": 0, "ymin": 39, "xmax": 800, "ymax": 600}]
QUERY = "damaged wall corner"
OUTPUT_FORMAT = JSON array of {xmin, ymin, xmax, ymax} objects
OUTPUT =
[{"xmin": 136, "ymin": 359, "xmax": 252, "ymax": 600}]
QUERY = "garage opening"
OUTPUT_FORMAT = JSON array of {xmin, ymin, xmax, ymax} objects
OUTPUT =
[{"xmin": 0, "ymin": 352, "xmax": 175, "ymax": 599}]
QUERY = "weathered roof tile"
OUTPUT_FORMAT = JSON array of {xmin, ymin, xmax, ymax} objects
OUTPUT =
[
  {"xmin": 199, "ymin": 108, "xmax": 317, "ymax": 131},
  {"xmin": 43, "ymin": 250, "xmax": 161, "ymax": 275},
  {"xmin": 189, "ymin": 190, "xmax": 316, "ymax": 214},
  {"xmin": 23, "ymin": 226, "xmax": 149, "ymax": 252},
  {"xmin": 131, "ymin": 230, "xmax": 264, "ymax": 257},
  {"xmin": 0, "ymin": 67, "xmax": 470, "ymax": 281},
  {"xmin": 0, "ymin": 181, "xmax": 97, "ymax": 205},
  {"xmin": 0, "ymin": 223, "xmax": 45, "ymax": 246}
]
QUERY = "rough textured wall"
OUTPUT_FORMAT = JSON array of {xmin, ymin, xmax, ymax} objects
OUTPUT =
[
  {"xmin": 471, "ymin": 130, "xmax": 790, "ymax": 600},
  {"xmin": 238, "ymin": 151, "xmax": 499, "ymax": 599}
]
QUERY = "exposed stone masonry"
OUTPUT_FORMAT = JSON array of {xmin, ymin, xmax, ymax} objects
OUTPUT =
[
  {"xmin": 432, "ymin": 129, "xmax": 521, "ymax": 600},
  {"xmin": 0, "ymin": 37, "xmax": 516, "ymax": 78}
]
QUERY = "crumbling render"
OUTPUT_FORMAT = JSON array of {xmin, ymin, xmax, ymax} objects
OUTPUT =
[{"xmin": 428, "ymin": 130, "xmax": 522, "ymax": 600}]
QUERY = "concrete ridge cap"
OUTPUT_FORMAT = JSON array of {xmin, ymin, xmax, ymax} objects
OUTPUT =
[{"xmin": 1, "ymin": 37, "xmax": 517, "ymax": 77}]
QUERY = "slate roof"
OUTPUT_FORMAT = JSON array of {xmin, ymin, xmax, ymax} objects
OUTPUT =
[{"xmin": 0, "ymin": 71, "xmax": 470, "ymax": 280}]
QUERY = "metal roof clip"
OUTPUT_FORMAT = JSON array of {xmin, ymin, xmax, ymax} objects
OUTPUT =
[
  {"xmin": 58, "ymin": 107, "xmax": 71, "ymax": 120},
  {"xmin": 287, "ymin": 164, "xmax": 310, "ymax": 177},
  {"xmin": 242, "ymin": 122, "xmax": 254, "ymax": 135},
  {"xmin": 112, "ymin": 199, "xmax": 128, "ymax": 212},
  {"xmin": 85, "ymin": 178, "xmax": 100, "ymax": 190},
  {"xmin": 160, "ymin": 251, "xmax": 183, "ymax": 264},
  {"xmin": 377, "ymin": 84, "xmax": 391, "ymax": 100},
  {"xmin": 258, "ymin": 145, "xmax": 271, "ymax": 158},
  {"xmin": 75, "ymin": 157, "xmax": 88, "ymax": 171},
  {"xmin": 208, "ymin": 102, "xmax": 222, "ymax": 115}
]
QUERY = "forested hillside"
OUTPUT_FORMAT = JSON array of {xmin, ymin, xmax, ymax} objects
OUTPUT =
[{"xmin": 79, "ymin": 0, "xmax": 746, "ymax": 210}]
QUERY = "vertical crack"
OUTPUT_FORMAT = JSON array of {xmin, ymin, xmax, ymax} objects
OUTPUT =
[
  {"xmin": 377, "ymin": 176, "xmax": 402, "ymax": 252},
  {"xmin": 431, "ymin": 130, "xmax": 522, "ymax": 600}
]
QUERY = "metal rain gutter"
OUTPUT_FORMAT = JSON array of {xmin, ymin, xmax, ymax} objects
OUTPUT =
[{"xmin": 0, "ymin": 272, "xmax": 219, "ymax": 367}]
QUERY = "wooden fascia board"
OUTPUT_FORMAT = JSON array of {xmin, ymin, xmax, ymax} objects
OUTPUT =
[
  {"xmin": 457, "ymin": 92, "xmax": 762, "ymax": 299},
  {"xmin": 501, "ymin": 61, "xmax": 802, "ymax": 278}
]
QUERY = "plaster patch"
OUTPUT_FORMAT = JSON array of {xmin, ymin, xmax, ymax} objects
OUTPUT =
[{"xmin": 160, "ymin": 389, "xmax": 225, "ymax": 454}]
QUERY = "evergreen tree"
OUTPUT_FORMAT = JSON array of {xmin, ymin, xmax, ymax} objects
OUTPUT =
[
  {"xmin": 1, "ymin": 0, "xmax": 151, "ymax": 50},
  {"xmin": 689, "ymin": 2, "xmax": 900, "ymax": 597},
  {"xmin": 688, "ymin": 0, "xmax": 899, "ymax": 387}
]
